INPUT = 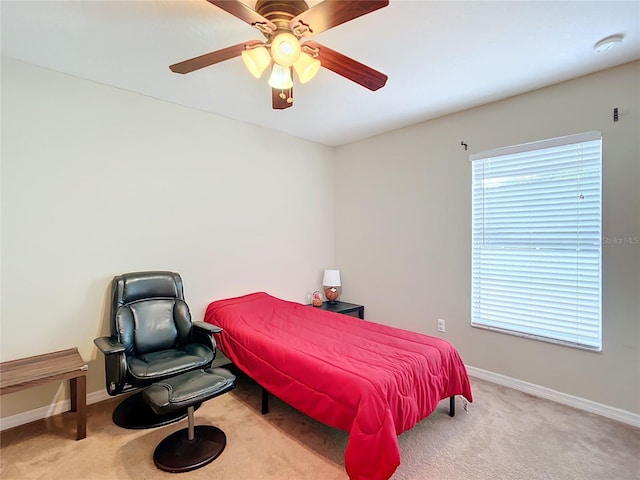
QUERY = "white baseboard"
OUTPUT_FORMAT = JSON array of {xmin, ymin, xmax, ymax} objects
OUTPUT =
[
  {"xmin": 0, "ymin": 390, "xmax": 111, "ymax": 432},
  {"xmin": 466, "ymin": 365, "xmax": 640, "ymax": 428},
  {"xmin": 2, "ymin": 367, "xmax": 638, "ymax": 431}
]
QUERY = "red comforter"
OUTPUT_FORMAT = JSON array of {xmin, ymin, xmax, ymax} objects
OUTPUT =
[{"xmin": 204, "ymin": 292, "xmax": 473, "ymax": 480}]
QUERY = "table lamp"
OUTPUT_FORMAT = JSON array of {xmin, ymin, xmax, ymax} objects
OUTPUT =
[{"xmin": 322, "ymin": 269, "xmax": 341, "ymax": 304}]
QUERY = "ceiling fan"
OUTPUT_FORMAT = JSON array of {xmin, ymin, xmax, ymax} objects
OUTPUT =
[{"xmin": 169, "ymin": 0, "xmax": 389, "ymax": 110}]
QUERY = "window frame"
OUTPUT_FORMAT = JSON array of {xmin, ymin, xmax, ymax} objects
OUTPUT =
[{"xmin": 470, "ymin": 131, "xmax": 603, "ymax": 351}]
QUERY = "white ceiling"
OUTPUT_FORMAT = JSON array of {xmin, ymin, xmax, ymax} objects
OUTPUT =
[{"xmin": 2, "ymin": 1, "xmax": 639, "ymax": 147}]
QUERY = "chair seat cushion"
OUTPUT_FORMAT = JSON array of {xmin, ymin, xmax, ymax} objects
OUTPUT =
[
  {"xmin": 143, "ymin": 367, "xmax": 236, "ymax": 415},
  {"xmin": 128, "ymin": 344, "xmax": 214, "ymax": 380}
]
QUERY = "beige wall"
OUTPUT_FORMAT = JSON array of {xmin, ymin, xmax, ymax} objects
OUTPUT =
[
  {"xmin": 334, "ymin": 61, "xmax": 640, "ymax": 414},
  {"xmin": 0, "ymin": 58, "xmax": 335, "ymax": 417}
]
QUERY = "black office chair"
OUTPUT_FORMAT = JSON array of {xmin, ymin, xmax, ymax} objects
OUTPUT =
[{"xmin": 94, "ymin": 271, "xmax": 218, "ymax": 429}]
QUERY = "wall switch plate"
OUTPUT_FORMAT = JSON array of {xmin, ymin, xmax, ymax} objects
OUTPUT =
[{"xmin": 437, "ymin": 318, "xmax": 446, "ymax": 332}]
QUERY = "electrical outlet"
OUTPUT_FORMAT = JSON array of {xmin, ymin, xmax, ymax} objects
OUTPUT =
[{"xmin": 437, "ymin": 318, "xmax": 446, "ymax": 332}]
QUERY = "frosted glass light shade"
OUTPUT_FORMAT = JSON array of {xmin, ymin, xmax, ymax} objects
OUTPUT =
[
  {"xmin": 271, "ymin": 32, "xmax": 301, "ymax": 67},
  {"xmin": 268, "ymin": 64, "xmax": 293, "ymax": 89},
  {"xmin": 294, "ymin": 52, "xmax": 321, "ymax": 83},
  {"xmin": 322, "ymin": 269, "xmax": 341, "ymax": 287},
  {"xmin": 241, "ymin": 46, "xmax": 271, "ymax": 78}
]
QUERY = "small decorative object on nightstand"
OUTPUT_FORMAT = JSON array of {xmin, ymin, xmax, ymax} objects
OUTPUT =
[
  {"xmin": 322, "ymin": 269, "xmax": 341, "ymax": 304},
  {"xmin": 312, "ymin": 291, "xmax": 323, "ymax": 307}
]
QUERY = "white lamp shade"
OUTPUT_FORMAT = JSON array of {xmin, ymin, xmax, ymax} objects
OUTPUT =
[
  {"xmin": 241, "ymin": 46, "xmax": 271, "ymax": 78},
  {"xmin": 270, "ymin": 32, "xmax": 301, "ymax": 67},
  {"xmin": 268, "ymin": 64, "xmax": 293, "ymax": 89},
  {"xmin": 322, "ymin": 269, "xmax": 341, "ymax": 287},
  {"xmin": 294, "ymin": 52, "xmax": 321, "ymax": 83}
]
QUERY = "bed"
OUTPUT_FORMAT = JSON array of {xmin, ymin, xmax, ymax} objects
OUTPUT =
[{"xmin": 204, "ymin": 292, "xmax": 473, "ymax": 480}]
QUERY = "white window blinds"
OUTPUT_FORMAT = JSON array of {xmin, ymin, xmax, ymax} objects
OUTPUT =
[{"xmin": 470, "ymin": 131, "xmax": 602, "ymax": 351}]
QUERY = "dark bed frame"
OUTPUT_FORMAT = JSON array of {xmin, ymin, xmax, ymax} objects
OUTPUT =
[{"xmin": 260, "ymin": 386, "xmax": 457, "ymax": 417}]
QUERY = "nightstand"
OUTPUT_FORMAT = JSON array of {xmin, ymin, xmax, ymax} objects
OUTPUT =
[{"xmin": 309, "ymin": 300, "xmax": 364, "ymax": 319}]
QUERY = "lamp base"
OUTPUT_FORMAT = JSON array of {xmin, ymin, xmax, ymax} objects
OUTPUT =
[{"xmin": 324, "ymin": 287, "xmax": 339, "ymax": 304}]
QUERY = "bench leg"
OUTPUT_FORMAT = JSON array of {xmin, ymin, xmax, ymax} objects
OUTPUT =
[
  {"xmin": 449, "ymin": 395, "xmax": 455, "ymax": 417},
  {"xmin": 70, "ymin": 375, "xmax": 87, "ymax": 440}
]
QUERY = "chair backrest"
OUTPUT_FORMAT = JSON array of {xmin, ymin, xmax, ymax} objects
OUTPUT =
[{"xmin": 110, "ymin": 271, "xmax": 191, "ymax": 356}]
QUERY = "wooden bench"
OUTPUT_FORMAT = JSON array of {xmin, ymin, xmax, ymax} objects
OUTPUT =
[{"xmin": 0, "ymin": 348, "xmax": 88, "ymax": 440}]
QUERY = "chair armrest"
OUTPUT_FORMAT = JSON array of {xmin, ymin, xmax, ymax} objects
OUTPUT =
[
  {"xmin": 93, "ymin": 336, "xmax": 128, "ymax": 395},
  {"xmin": 191, "ymin": 322, "xmax": 222, "ymax": 355},
  {"xmin": 193, "ymin": 321, "xmax": 222, "ymax": 334},
  {"xmin": 94, "ymin": 336, "xmax": 125, "ymax": 355}
]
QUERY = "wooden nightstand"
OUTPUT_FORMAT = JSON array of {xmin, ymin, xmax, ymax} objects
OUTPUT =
[{"xmin": 308, "ymin": 300, "xmax": 364, "ymax": 319}]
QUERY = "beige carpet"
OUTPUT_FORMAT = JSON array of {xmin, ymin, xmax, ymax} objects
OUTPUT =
[{"xmin": 1, "ymin": 365, "xmax": 638, "ymax": 480}]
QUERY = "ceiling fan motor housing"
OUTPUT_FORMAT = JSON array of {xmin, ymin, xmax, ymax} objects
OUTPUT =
[{"xmin": 255, "ymin": 0, "xmax": 308, "ymax": 37}]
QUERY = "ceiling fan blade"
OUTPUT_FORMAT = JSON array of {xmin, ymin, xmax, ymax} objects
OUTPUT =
[
  {"xmin": 206, "ymin": 0, "xmax": 276, "ymax": 32},
  {"xmin": 272, "ymin": 86, "xmax": 293, "ymax": 110},
  {"xmin": 304, "ymin": 41, "xmax": 387, "ymax": 91},
  {"xmin": 169, "ymin": 41, "xmax": 261, "ymax": 74},
  {"xmin": 291, "ymin": 0, "xmax": 389, "ymax": 37}
]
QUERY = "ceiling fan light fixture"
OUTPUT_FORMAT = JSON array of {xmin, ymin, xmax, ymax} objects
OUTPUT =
[
  {"xmin": 241, "ymin": 45, "xmax": 271, "ymax": 78},
  {"xmin": 170, "ymin": 0, "xmax": 390, "ymax": 110},
  {"xmin": 294, "ymin": 52, "xmax": 321, "ymax": 83},
  {"xmin": 271, "ymin": 32, "xmax": 301, "ymax": 67},
  {"xmin": 268, "ymin": 64, "xmax": 293, "ymax": 89}
]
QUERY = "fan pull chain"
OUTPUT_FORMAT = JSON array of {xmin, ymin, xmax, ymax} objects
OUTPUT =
[{"xmin": 278, "ymin": 89, "xmax": 293, "ymax": 104}]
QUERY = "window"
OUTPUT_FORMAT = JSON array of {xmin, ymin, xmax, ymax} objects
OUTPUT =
[{"xmin": 471, "ymin": 131, "xmax": 602, "ymax": 351}]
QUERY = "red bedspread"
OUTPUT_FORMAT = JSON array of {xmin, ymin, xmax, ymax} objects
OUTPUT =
[{"xmin": 204, "ymin": 292, "xmax": 473, "ymax": 480}]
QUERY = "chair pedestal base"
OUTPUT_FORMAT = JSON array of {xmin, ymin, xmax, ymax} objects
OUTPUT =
[
  {"xmin": 154, "ymin": 425, "xmax": 227, "ymax": 473},
  {"xmin": 143, "ymin": 368, "xmax": 236, "ymax": 472},
  {"xmin": 112, "ymin": 392, "xmax": 193, "ymax": 429}
]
